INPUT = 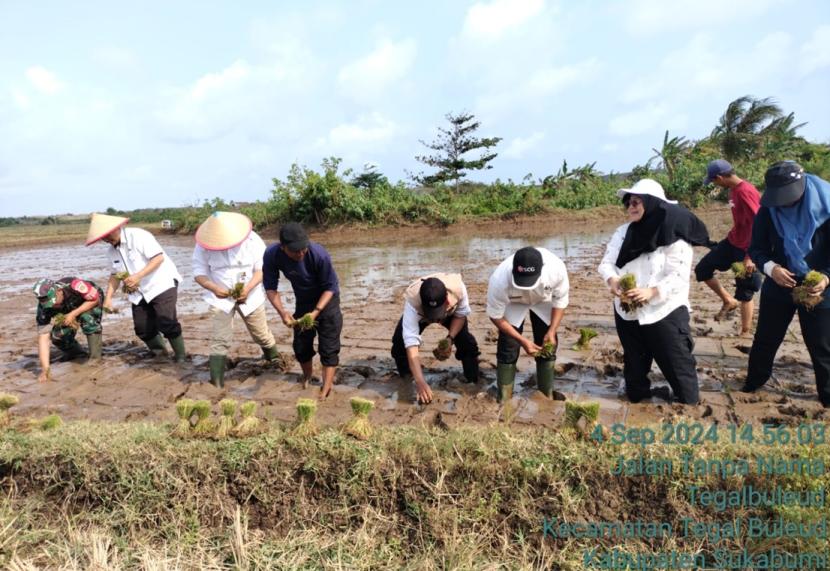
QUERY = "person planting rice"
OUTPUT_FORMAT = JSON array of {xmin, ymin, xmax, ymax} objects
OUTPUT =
[
  {"xmin": 264, "ymin": 222, "xmax": 342, "ymax": 398},
  {"xmin": 598, "ymin": 179, "xmax": 711, "ymax": 405},
  {"xmin": 192, "ymin": 212, "xmax": 281, "ymax": 387},
  {"xmin": 742, "ymin": 162, "xmax": 830, "ymax": 407},
  {"xmin": 86, "ymin": 213, "xmax": 186, "ymax": 362},
  {"xmin": 695, "ymin": 160, "xmax": 763, "ymax": 336},
  {"xmin": 486, "ymin": 246, "xmax": 569, "ymax": 401},
  {"xmin": 32, "ymin": 277, "xmax": 105, "ymax": 382},
  {"xmin": 390, "ymin": 273, "xmax": 481, "ymax": 404}
]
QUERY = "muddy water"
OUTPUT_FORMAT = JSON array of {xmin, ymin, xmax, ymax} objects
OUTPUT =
[{"xmin": 0, "ymin": 210, "xmax": 826, "ymax": 430}]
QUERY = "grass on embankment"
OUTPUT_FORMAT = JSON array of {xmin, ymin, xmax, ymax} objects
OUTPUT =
[{"xmin": 0, "ymin": 421, "xmax": 828, "ymax": 569}]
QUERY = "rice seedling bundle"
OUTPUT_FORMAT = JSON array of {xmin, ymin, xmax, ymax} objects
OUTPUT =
[
  {"xmin": 39, "ymin": 414, "xmax": 63, "ymax": 431},
  {"xmin": 343, "ymin": 397, "xmax": 374, "ymax": 440},
  {"xmin": 233, "ymin": 401, "xmax": 262, "ymax": 437},
  {"xmin": 216, "ymin": 399, "xmax": 238, "ymax": 439},
  {"xmin": 792, "ymin": 270, "xmax": 825, "ymax": 310},
  {"xmin": 292, "ymin": 398, "xmax": 318, "ymax": 437},
  {"xmin": 292, "ymin": 313, "xmax": 318, "ymax": 332},
  {"xmin": 115, "ymin": 272, "xmax": 138, "ymax": 294},
  {"xmin": 170, "ymin": 398, "xmax": 195, "ymax": 438},
  {"xmin": 191, "ymin": 400, "xmax": 216, "ymax": 437},
  {"xmin": 432, "ymin": 337, "xmax": 452, "ymax": 361},
  {"xmin": 537, "ymin": 341, "xmax": 556, "ymax": 359},
  {"xmin": 731, "ymin": 262, "xmax": 750, "ymax": 280},
  {"xmin": 618, "ymin": 273, "xmax": 645, "ymax": 313},
  {"xmin": 0, "ymin": 394, "xmax": 20, "ymax": 427},
  {"xmin": 564, "ymin": 401, "xmax": 604, "ymax": 441},
  {"xmin": 574, "ymin": 328, "xmax": 598, "ymax": 351},
  {"xmin": 52, "ymin": 313, "xmax": 78, "ymax": 329},
  {"xmin": 229, "ymin": 283, "xmax": 245, "ymax": 300}
]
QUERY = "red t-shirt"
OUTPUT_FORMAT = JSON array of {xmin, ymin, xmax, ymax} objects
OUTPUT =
[{"xmin": 726, "ymin": 180, "xmax": 761, "ymax": 252}]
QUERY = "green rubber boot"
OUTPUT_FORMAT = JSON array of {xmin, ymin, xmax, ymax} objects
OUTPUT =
[
  {"xmin": 209, "ymin": 354, "xmax": 226, "ymax": 388},
  {"xmin": 168, "ymin": 335, "xmax": 187, "ymax": 363},
  {"xmin": 536, "ymin": 359, "xmax": 556, "ymax": 398},
  {"xmin": 86, "ymin": 333, "xmax": 103, "ymax": 361},
  {"xmin": 496, "ymin": 363, "xmax": 517, "ymax": 403},
  {"xmin": 144, "ymin": 334, "xmax": 169, "ymax": 357},
  {"xmin": 262, "ymin": 344, "xmax": 280, "ymax": 361}
]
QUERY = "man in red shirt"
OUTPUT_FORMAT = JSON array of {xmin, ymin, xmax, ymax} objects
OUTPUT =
[{"xmin": 695, "ymin": 159, "xmax": 762, "ymax": 336}]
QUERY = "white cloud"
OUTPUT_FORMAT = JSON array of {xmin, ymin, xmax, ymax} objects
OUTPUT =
[
  {"xmin": 504, "ymin": 131, "xmax": 545, "ymax": 158},
  {"xmin": 601, "ymin": 143, "xmax": 620, "ymax": 153},
  {"xmin": 609, "ymin": 104, "xmax": 688, "ymax": 137},
  {"xmin": 190, "ymin": 60, "xmax": 252, "ymax": 100},
  {"xmin": 92, "ymin": 46, "xmax": 138, "ymax": 69},
  {"xmin": 321, "ymin": 113, "xmax": 399, "ymax": 149},
  {"xmin": 337, "ymin": 39, "xmax": 417, "ymax": 102},
  {"xmin": 26, "ymin": 66, "xmax": 64, "ymax": 94},
  {"xmin": 622, "ymin": 0, "xmax": 779, "ymax": 36},
  {"xmin": 800, "ymin": 25, "xmax": 830, "ymax": 76},
  {"xmin": 462, "ymin": 0, "xmax": 545, "ymax": 41}
]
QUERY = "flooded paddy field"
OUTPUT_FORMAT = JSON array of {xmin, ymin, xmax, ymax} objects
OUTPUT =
[{"xmin": 0, "ymin": 207, "xmax": 825, "ymax": 429}]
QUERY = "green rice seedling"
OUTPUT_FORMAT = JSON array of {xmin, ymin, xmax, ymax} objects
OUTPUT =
[
  {"xmin": 618, "ymin": 273, "xmax": 644, "ymax": 313},
  {"xmin": 53, "ymin": 313, "xmax": 78, "ymax": 329},
  {"xmin": 191, "ymin": 400, "xmax": 216, "ymax": 438},
  {"xmin": 343, "ymin": 397, "xmax": 375, "ymax": 440},
  {"xmin": 432, "ymin": 337, "xmax": 452, "ymax": 361},
  {"xmin": 292, "ymin": 398, "xmax": 318, "ymax": 437},
  {"xmin": 233, "ymin": 401, "xmax": 262, "ymax": 437},
  {"xmin": 292, "ymin": 313, "xmax": 318, "ymax": 332},
  {"xmin": 229, "ymin": 283, "xmax": 245, "ymax": 300},
  {"xmin": 39, "ymin": 414, "xmax": 63, "ymax": 431},
  {"xmin": 170, "ymin": 399, "xmax": 195, "ymax": 438},
  {"xmin": 537, "ymin": 341, "xmax": 556, "ymax": 359},
  {"xmin": 216, "ymin": 399, "xmax": 237, "ymax": 439},
  {"xmin": 792, "ymin": 270, "xmax": 824, "ymax": 310},
  {"xmin": 574, "ymin": 328, "xmax": 598, "ymax": 351},
  {"xmin": 115, "ymin": 271, "xmax": 137, "ymax": 294},
  {"xmin": 0, "ymin": 394, "xmax": 19, "ymax": 427},
  {"xmin": 731, "ymin": 262, "xmax": 750, "ymax": 279},
  {"xmin": 564, "ymin": 401, "xmax": 600, "ymax": 430}
]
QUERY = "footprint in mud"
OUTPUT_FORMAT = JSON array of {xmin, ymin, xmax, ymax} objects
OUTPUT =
[{"xmin": 777, "ymin": 404, "xmax": 808, "ymax": 418}]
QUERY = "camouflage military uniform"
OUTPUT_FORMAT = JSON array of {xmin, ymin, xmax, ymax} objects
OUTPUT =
[{"xmin": 35, "ymin": 277, "xmax": 104, "ymax": 352}]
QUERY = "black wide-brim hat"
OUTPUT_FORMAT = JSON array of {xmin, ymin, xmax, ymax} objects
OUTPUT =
[{"xmin": 761, "ymin": 161, "xmax": 806, "ymax": 207}]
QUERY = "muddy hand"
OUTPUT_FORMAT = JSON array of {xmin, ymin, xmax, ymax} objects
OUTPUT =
[
  {"xmin": 807, "ymin": 274, "xmax": 829, "ymax": 296},
  {"xmin": 37, "ymin": 369, "xmax": 51, "ymax": 383},
  {"xmin": 415, "ymin": 378, "xmax": 433, "ymax": 404},
  {"xmin": 63, "ymin": 315, "xmax": 79, "ymax": 329},
  {"xmin": 523, "ymin": 339, "xmax": 542, "ymax": 357}
]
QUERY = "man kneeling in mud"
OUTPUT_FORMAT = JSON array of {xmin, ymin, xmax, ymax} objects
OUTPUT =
[
  {"xmin": 391, "ymin": 273, "xmax": 481, "ymax": 404},
  {"xmin": 33, "ymin": 277, "xmax": 105, "ymax": 382}
]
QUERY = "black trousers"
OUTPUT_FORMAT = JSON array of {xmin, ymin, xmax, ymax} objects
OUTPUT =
[
  {"xmin": 496, "ymin": 310, "xmax": 556, "ymax": 365},
  {"xmin": 694, "ymin": 239, "xmax": 762, "ymax": 302},
  {"xmin": 614, "ymin": 306, "xmax": 699, "ymax": 404},
  {"xmin": 745, "ymin": 290, "xmax": 830, "ymax": 406},
  {"xmin": 391, "ymin": 315, "xmax": 480, "ymax": 375},
  {"xmin": 294, "ymin": 295, "xmax": 343, "ymax": 367},
  {"xmin": 132, "ymin": 285, "xmax": 182, "ymax": 341}
]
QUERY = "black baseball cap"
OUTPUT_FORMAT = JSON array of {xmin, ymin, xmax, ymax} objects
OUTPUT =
[
  {"xmin": 279, "ymin": 222, "xmax": 309, "ymax": 251},
  {"xmin": 420, "ymin": 277, "xmax": 448, "ymax": 322},
  {"xmin": 512, "ymin": 247, "xmax": 543, "ymax": 289},
  {"xmin": 761, "ymin": 161, "xmax": 806, "ymax": 207}
]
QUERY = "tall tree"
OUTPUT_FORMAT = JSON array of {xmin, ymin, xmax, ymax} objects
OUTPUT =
[
  {"xmin": 711, "ymin": 96, "xmax": 805, "ymax": 161},
  {"xmin": 413, "ymin": 112, "xmax": 502, "ymax": 191},
  {"xmin": 650, "ymin": 130, "xmax": 691, "ymax": 183}
]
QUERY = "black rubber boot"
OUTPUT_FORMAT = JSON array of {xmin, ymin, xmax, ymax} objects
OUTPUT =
[
  {"xmin": 168, "ymin": 335, "xmax": 187, "ymax": 363},
  {"xmin": 536, "ymin": 359, "xmax": 555, "ymax": 398},
  {"xmin": 86, "ymin": 333, "xmax": 103, "ymax": 361},
  {"xmin": 209, "ymin": 354, "xmax": 226, "ymax": 388},
  {"xmin": 144, "ymin": 334, "xmax": 169, "ymax": 356},
  {"xmin": 262, "ymin": 344, "xmax": 280, "ymax": 361},
  {"xmin": 497, "ymin": 363, "xmax": 516, "ymax": 403},
  {"xmin": 461, "ymin": 357, "xmax": 480, "ymax": 383}
]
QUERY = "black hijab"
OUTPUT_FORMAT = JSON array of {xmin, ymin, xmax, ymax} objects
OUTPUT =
[{"xmin": 615, "ymin": 194, "xmax": 711, "ymax": 268}]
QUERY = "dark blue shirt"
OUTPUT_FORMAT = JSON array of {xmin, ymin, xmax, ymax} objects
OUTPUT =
[{"xmin": 262, "ymin": 242, "xmax": 340, "ymax": 306}]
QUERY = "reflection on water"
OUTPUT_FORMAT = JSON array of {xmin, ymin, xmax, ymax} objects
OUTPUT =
[{"xmin": 0, "ymin": 229, "xmax": 611, "ymax": 308}]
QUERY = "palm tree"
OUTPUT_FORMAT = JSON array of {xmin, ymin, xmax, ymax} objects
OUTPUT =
[
  {"xmin": 651, "ymin": 130, "xmax": 691, "ymax": 183},
  {"xmin": 711, "ymin": 96, "xmax": 805, "ymax": 161}
]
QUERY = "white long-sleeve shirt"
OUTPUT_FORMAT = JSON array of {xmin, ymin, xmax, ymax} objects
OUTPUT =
[
  {"xmin": 192, "ymin": 232, "xmax": 267, "ymax": 316},
  {"xmin": 486, "ymin": 248, "xmax": 569, "ymax": 328},
  {"xmin": 105, "ymin": 227, "xmax": 182, "ymax": 304},
  {"xmin": 402, "ymin": 283, "xmax": 471, "ymax": 349},
  {"xmin": 597, "ymin": 223, "xmax": 693, "ymax": 325}
]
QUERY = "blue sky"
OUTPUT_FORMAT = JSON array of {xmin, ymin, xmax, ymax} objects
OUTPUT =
[{"xmin": 1, "ymin": 0, "xmax": 829, "ymax": 216}]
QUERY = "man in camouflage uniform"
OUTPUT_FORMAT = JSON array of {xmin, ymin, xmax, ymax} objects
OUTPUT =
[{"xmin": 33, "ymin": 277, "xmax": 104, "ymax": 382}]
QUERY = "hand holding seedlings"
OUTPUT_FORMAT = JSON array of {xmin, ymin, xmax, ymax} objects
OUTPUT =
[
  {"xmin": 53, "ymin": 313, "xmax": 78, "ymax": 330},
  {"xmin": 292, "ymin": 313, "xmax": 317, "ymax": 332},
  {"xmin": 792, "ymin": 270, "xmax": 826, "ymax": 309},
  {"xmin": 537, "ymin": 340, "xmax": 557, "ymax": 359},
  {"xmin": 522, "ymin": 338, "xmax": 542, "ymax": 356},
  {"xmin": 606, "ymin": 276, "xmax": 623, "ymax": 297},
  {"xmin": 731, "ymin": 261, "xmax": 750, "ymax": 280},
  {"xmin": 229, "ymin": 282, "xmax": 245, "ymax": 302},
  {"xmin": 771, "ymin": 265, "xmax": 797, "ymax": 289},
  {"xmin": 618, "ymin": 273, "xmax": 647, "ymax": 312},
  {"xmin": 432, "ymin": 336, "xmax": 453, "ymax": 360},
  {"xmin": 115, "ymin": 272, "xmax": 138, "ymax": 294}
]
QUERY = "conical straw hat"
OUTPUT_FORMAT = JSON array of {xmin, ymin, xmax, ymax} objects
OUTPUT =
[
  {"xmin": 86, "ymin": 213, "xmax": 129, "ymax": 245},
  {"xmin": 195, "ymin": 211, "xmax": 252, "ymax": 251}
]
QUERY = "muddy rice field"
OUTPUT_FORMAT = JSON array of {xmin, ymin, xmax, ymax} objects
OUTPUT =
[{"xmin": 0, "ymin": 206, "xmax": 825, "ymax": 430}]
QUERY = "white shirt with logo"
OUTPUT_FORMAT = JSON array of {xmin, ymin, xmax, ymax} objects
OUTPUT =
[
  {"xmin": 106, "ymin": 227, "xmax": 182, "ymax": 305},
  {"xmin": 486, "ymin": 248, "xmax": 569, "ymax": 327},
  {"xmin": 402, "ymin": 284, "xmax": 471, "ymax": 349},
  {"xmin": 192, "ymin": 232, "xmax": 267, "ymax": 317},
  {"xmin": 597, "ymin": 222, "xmax": 693, "ymax": 325}
]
